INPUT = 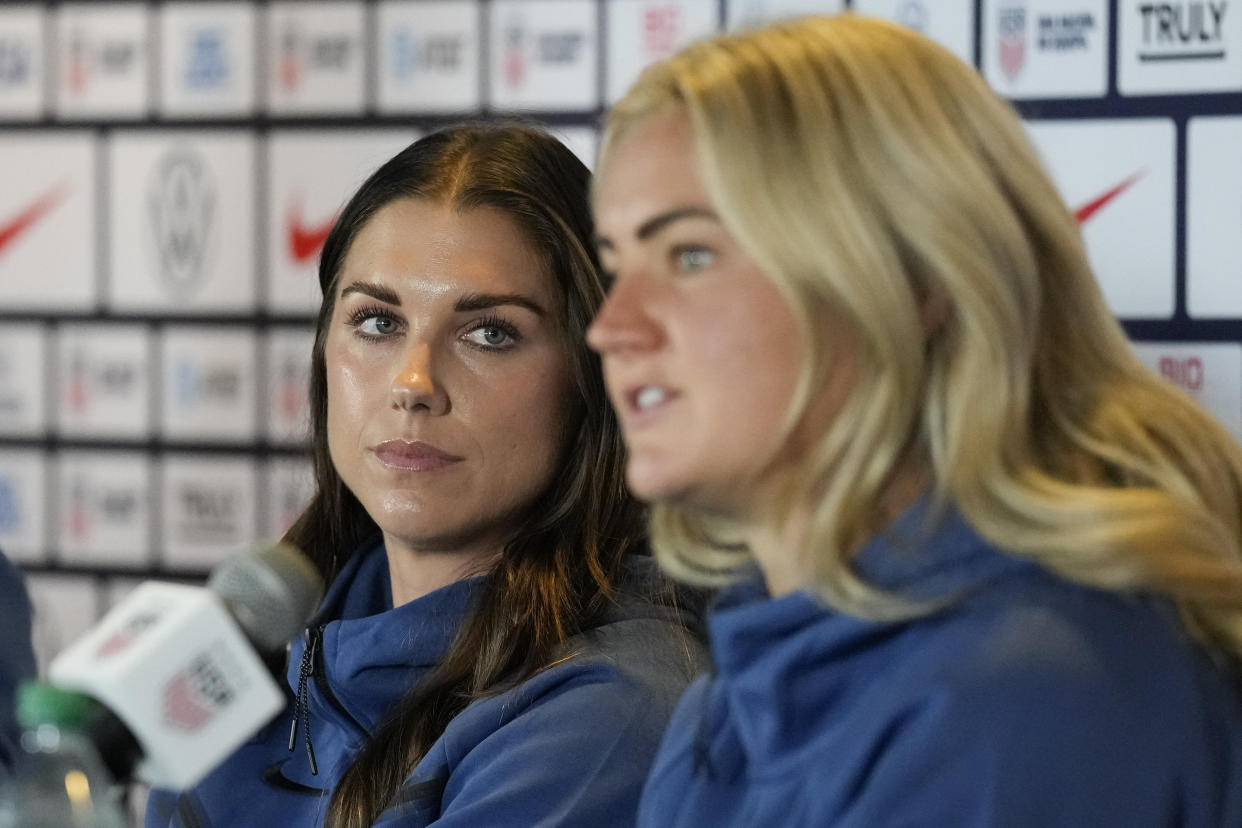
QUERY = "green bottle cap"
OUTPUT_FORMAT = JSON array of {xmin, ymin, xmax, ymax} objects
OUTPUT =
[{"xmin": 15, "ymin": 681, "xmax": 95, "ymax": 730}]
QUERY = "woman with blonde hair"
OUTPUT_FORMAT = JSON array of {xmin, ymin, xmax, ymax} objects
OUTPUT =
[{"xmin": 588, "ymin": 13, "xmax": 1242, "ymax": 826}]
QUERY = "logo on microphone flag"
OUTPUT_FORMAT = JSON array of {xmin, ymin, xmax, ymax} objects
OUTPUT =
[
  {"xmin": 163, "ymin": 645, "xmax": 242, "ymax": 732},
  {"xmin": 96, "ymin": 610, "xmax": 161, "ymax": 658}
]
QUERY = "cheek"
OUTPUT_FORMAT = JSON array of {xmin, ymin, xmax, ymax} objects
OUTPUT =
[
  {"xmin": 684, "ymin": 286, "xmax": 804, "ymax": 453},
  {"xmin": 324, "ymin": 342, "xmax": 375, "ymax": 447},
  {"xmin": 499, "ymin": 360, "xmax": 577, "ymax": 467},
  {"xmin": 693, "ymin": 299, "xmax": 800, "ymax": 402}
]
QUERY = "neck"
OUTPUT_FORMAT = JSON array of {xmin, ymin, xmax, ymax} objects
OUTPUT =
[
  {"xmin": 382, "ymin": 535, "xmax": 500, "ymax": 607},
  {"xmin": 746, "ymin": 521, "xmax": 810, "ymax": 598},
  {"xmin": 743, "ymin": 458, "xmax": 933, "ymax": 598}
]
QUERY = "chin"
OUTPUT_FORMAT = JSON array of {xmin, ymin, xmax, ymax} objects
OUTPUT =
[
  {"xmin": 367, "ymin": 499, "xmax": 446, "ymax": 534},
  {"xmin": 624, "ymin": 462, "xmax": 699, "ymax": 507}
]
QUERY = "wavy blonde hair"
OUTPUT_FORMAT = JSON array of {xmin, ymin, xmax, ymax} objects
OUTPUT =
[{"xmin": 601, "ymin": 14, "xmax": 1242, "ymax": 658}]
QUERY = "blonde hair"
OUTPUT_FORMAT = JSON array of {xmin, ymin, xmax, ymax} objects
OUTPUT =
[{"xmin": 601, "ymin": 14, "xmax": 1242, "ymax": 658}]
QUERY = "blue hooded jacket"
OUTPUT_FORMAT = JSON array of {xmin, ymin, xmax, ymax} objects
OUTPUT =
[
  {"xmin": 638, "ymin": 502, "xmax": 1242, "ymax": 827},
  {"xmin": 146, "ymin": 542, "xmax": 706, "ymax": 827},
  {"xmin": 0, "ymin": 550, "xmax": 37, "ymax": 771}
]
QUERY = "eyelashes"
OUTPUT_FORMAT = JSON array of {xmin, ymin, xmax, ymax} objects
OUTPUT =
[
  {"xmin": 462, "ymin": 315, "xmax": 522, "ymax": 351},
  {"xmin": 345, "ymin": 304, "xmax": 400, "ymax": 340},
  {"xmin": 343, "ymin": 304, "xmax": 522, "ymax": 351}
]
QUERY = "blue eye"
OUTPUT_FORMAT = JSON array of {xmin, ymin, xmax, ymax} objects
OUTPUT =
[
  {"xmin": 346, "ymin": 305, "xmax": 402, "ymax": 339},
  {"xmin": 463, "ymin": 317, "xmax": 521, "ymax": 351},
  {"xmin": 675, "ymin": 246, "xmax": 715, "ymax": 273},
  {"xmin": 467, "ymin": 326, "xmax": 511, "ymax": 347},
  {"xmin": 359, "ymin": 315, "xmax": 399, "ymax": 336}
]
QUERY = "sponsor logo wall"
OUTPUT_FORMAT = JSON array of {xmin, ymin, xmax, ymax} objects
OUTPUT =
[{"xmin": 0, "ymin": 0, "xmax": 1237, "ymax": 668}]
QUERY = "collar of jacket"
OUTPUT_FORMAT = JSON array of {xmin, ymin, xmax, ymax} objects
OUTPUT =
[
  {"xmin": 698, "ymin": 498, "xmax": 1031, "ymax": 775},
  {"xmin": 286, "ymin": 541, "xmax": 486, "ymax": 736}
]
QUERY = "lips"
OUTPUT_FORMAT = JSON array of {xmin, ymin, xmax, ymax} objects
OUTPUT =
[
  {"xmin": 618, "ymin": 383, "xmax": 679, "ymax": 427},
  {"xmin": 634, "ymin": 386, "xmax": 669, "ymax": 411},
  {"xmin": 373, "ymin": 440, "xmax": 463, "ymax": 472}
]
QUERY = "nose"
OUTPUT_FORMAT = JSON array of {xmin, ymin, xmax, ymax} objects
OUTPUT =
[
  {"xmin": 391, "ymin": 341, "xmax": 449, "ymax": 415},
  {"xmin": 586, "ymin": 271, "xmax": 664, "ymax": 356}
]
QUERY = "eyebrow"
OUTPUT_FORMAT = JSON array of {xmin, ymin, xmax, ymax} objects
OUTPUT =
[
  {"xmin": 596, "ymin": 206, "xmax": 719, "ymax": 250},
  {"xmin": 340, "ymin": 281, "xmax": 400, "ymax": 304},
  {"xmin": 339, "ymin": 281, "xmax": 547, "ymax": 318},
  {"xmin": 454, "ymin": 292, "xmax": 546, "ymax": 318}
]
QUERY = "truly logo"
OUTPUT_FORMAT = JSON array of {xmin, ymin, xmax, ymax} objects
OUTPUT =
[
  {"xmin": 1138, "ymin": 1, "xmax": 1228, "ymax": 61},
  {"xmin": 175, "ymin": 481, "xmax": 242, "ymax": 543}
]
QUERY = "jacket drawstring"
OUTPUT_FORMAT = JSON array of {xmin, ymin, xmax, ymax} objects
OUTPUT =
[{"xmin": 287, "ymin": 628, "xmax": 320, "ymax": 775}]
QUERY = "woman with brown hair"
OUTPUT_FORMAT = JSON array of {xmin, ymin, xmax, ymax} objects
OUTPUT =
[{"xmin": 146, "ymin": 122, "xmax": 705, "ymax": 828}]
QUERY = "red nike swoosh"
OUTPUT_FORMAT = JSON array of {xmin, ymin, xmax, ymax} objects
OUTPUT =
[
  {"xmin": 287, "ymin": 204, "xmax": 337, "ymax": 264},
  {"xmin": 1073, "ymin": 171, "xmax": 1145, "ymax": 224},
  {"xmin": 0, "ymin": 184, "xmax": 70, "ymax": 257}
]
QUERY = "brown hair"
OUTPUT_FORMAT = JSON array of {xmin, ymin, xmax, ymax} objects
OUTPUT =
[{"xmin": 283, "ymin": 123, "xmax": 645, "ymax": 828}]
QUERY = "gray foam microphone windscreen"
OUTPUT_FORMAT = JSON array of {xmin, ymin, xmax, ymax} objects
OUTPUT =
[{"xmin": 206, "ymin": 543, "xmax": 325, "ymax": 654}]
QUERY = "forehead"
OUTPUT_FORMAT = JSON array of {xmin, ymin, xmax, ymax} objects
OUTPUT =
[
  {"xmin": 342, "ymin": 198, "xmax": 557, "ymax": 304},
  {"xmin": 595, "ymin": 109, "xmax": 711, "ymax": 231}
]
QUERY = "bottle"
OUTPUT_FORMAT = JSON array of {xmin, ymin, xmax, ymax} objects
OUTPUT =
[{"xmin": 0, "ymin": 682, "xmax": 129, "ymax": 828}]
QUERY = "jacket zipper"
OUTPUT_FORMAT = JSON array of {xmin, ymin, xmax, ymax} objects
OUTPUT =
[{"xmin": 287, "ymin": 624, "xmax": 368, "ymax": 775}]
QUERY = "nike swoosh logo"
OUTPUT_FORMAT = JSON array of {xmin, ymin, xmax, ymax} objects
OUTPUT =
[
  {"xmin": 287, "ymin": 204, "xmax": 336, "ymax": 264},
  {"xmin": 0, "ymin": 184, "xmax": 70, "ymax": 258},
  {"xmin": 1073, "ymin": 171, "xmax": 1144, "ymax": 224}
]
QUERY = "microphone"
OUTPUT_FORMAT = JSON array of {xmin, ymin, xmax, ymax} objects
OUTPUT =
[{"xmin": 44, "ymin": 544, "xmax": 324, "ymax": 790}]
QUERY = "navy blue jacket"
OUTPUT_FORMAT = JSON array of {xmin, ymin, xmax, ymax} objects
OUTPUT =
[
  {"xmin": 639, "ymin": 502, "xmax": 1242, "ymax": 827},
  {"xmin": 147, "ymin": 541, "xmax": 706, "ymax": 827},
  {"xmin": 0, "ymin": 550, "xmax": 37, "ymax": 772}
]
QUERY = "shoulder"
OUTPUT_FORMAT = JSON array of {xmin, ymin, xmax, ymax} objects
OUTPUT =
[
  {"xmin": 430, "ymin": 605, "xmax": 708, "ymax": 772},
  {"xmin": 528, "ymin": 561, "xmax": 710, "ymax": 717},
  {"xmin": 845, "ymin": 572, "xmax": 1242, "ymax": 824},
  {"xmin": 415, "ymin": 613, "xmax": 707, "ymax": 828},
  {"xmin": 925, "ymin": 569, "xmax": 1223, "ymax": 712},
  {"xmin": 470, "ymin": 615, "xmax": 705, "ymax": 740}
]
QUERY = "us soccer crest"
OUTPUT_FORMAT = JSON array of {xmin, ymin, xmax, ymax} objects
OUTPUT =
[{"xmin": 998, "ymin": 2, "xmax": 1027, "ymax": 81}]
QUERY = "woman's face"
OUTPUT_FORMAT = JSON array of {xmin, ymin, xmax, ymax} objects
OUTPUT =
[
  {"xmin": 325, "ymin": 198, "xmax": 576, "ymax": 559},
  {"xmin": 588, "ymin": 109, "xmax": 857, "ymax": 520}
]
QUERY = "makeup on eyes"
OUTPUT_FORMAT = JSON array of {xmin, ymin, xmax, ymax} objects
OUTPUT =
[{"xmin": 460, "ymin": 315, "xmax": 522, "ymax": 352}]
